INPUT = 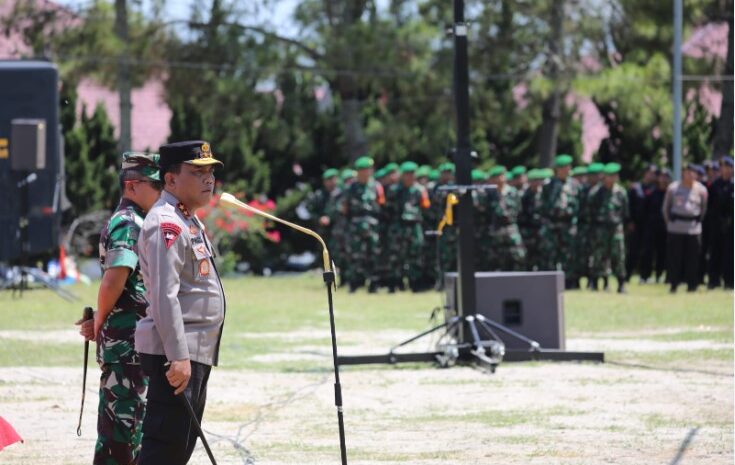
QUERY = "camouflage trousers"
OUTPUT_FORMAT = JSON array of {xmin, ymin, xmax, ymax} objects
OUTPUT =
[
  {"xmin": 95, "ymin": 362, "xmax": 148, "ymax": 465},
  {"xmin": 343, "ymin": 218, "xmax": 380, "ymax": 287},
  {"xmin": 589, "ymin": 224, "xmax": 626, "ymax": 279},
  {"xmin": 575, "ymin": 224, "xmax": 592, "ymax": 278},
  {"xmin": 539, "ymin": 222, "xmax": 577, "ymax": 277},
  {"xmin": 488, "ymin": 225, "xmax": 527, "ymax": 271},
  {"xmin": 386, "ymin": 222, "xmax": 425, "ymax": 285},
  {"xmin": 520, "ymin": 226, "xmax": 542, "ymax": 271}
]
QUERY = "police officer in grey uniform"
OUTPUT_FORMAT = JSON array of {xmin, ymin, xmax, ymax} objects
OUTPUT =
[{"xmin": 135, "ymin": 140, "xmax": 226, "ymax": 465}]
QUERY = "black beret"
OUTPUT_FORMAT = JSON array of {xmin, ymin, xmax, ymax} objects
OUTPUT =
[{"xmin": 159, "ymin": 140, "xmax": 223, "ymax": 171}]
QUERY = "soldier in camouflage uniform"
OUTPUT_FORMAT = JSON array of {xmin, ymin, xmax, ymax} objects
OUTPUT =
[
  {"xmin": 587, "ymin": 163, "xmax": 629, "ymax": 293},
  {"xmin": 519, "ymin": 168, "xmax": 548, "ymax": 270},
  {"xmin": 306, "ymin": 168, "xmax": 341, "ymax": 266},
  {"xmin": 342, "ymin": 156, "xmax": 385, "ymax": 292},
  {"xmin": 485, "ymin": 166, "xmax": 526, "ymax": 270},
  {"xmin": 89, "ymin": 152, "xmax": 162, "ymax": 465},
  {"xmin": 332, "ymin": 169, "xmax": 355, "ymax": 281},
  {"xmin": 471, "ymin": 169, "xmax": 492, "ymax": 270},
  {"xmin": 571, "ymin": 166, "xmax": 591, "ymax": 285},
  {"xmin": 384, "ymin": 162, "xmax": 431, "ymax": 292},
  {"xmin": 416, "ymin": 165, "xmax": 436, "ymax": 288},
  {"xmin": 376, "ymin": 163, "xmax": 400, "ymax": 289},
  {"xmin": 539, "ymin": 154, "xmax": 581, "ymax": 289}
]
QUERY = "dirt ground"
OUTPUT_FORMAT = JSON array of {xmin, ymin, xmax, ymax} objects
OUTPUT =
[{"xmin": 0, "ymin": 329, "xmax": 732, "ymax": 465}]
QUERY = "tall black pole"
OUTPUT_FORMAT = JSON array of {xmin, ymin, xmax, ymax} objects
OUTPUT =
[
  {"xmin": 324, "ymin": 271, "xmax": 348, "ymax": 465},
  {"xmin": 452, "ymin": 0, "xmax": 477, "ymax": 341}
]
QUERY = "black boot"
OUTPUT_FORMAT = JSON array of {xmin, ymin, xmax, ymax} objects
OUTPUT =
[
  {"xmin": 368, "ymin": 281, "xmax": 379, "ymax": 293},
  {"xmin": 603, "ymin": 277, "xmax": 609, "ymax": 291},
  {"xmin": 617, "ymin": 277, "xmax": 626, "ymax": 294},
  {"xmin": 590, "ymin": 278, "xmax": 599, "ymax": 291}
]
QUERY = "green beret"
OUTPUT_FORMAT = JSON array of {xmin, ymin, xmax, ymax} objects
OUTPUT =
[
  {"xmin": 416, "ymin": 165, "xmax": 431, "ymax": 178},
  {"xmin": 429, "ymin": 169, "xmax": 439, "ymax": 181},
  {"xmin": 541, "ymin": 168, "xmax": 554, "ymax": 179},
  {"xmin": 399, "ymin": 161, "xmax": 418, "ymax": 173},
  {"xmin": 472, "ymin": 169, "xmax": 488, "ymax": 181},
  {"xmin": 571, "ymin": 166, "xmax": 588, "ymax": 176},
  {"xmin": 374, "ymin": 167, "xmax": 387, "ymax": 179},
  {"xmin": 511, "ymin": 165, "xmax": 527, "ymax": 176},
  {"xmin": 340, "ymin": 168, "xmax": 356, "ymax": 180},
  {"xmin": 322, "ymin": 168, "xmax": 339, "ymax": 180},
  {"xmin": 554, "ymin": 154, "xmax": 573, "ymax": 167},
  {"xmin": 354, "ymin": 156, "xmax": 374, "ymax": 170},
  {"xmin": 587, "ymin": 162, "xmax": 605, "ymax": 174},
  {"xmin": 603, "ymin": 162, "xmax": 621, "ymax": 175},
  {"xmin": 488, "ymin": 165, "xmax": 507, "ymax": 177},
  {"xmin": 506, "ymin": 171, "xmax": 515, "ymax": 181},
  {"xmin": 527, "ymin": 168, "xmax": 543, "ymax": 181},
  {"xmin": 121, "ymin": 152, "xmax": 160, "ymax": 181},
  {"xmin": 438, "ymin": 162, "xmax": 455, "ymax": 173},
  {"xmin": 384, "ymin": 162, "xmax": 399, "ymax": 173}
]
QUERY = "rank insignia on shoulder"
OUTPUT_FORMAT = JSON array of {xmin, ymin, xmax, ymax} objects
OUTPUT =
[{"xmin": 161, "ymin": 222, "xmax": 182, "ymax": 249}]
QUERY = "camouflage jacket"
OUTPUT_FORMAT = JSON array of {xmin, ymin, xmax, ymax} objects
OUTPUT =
[
  {"xmin": 306, "ymin": 187, "xmax": 341, "ymax": 231},
  {"xmin": 487, "ymin": 184, "xmax": 521, "ymax": 228},
  {"xmin": 588, "ymin": 183, "xmax": 629, "ymax": 226},
  {"xmin": 518, "ymin": 186, "xmax": 543, "ymax": 229},
  {"xmin": 540, "ymin": 176, "xmax": 580, "ymax": 223},
  {"xmin": 343, "ymin": 179, "xmax": 384, "ymax": 221},
  {"xmin": 97, "ymin": 198, "xmax": 149, "ymax": 365},
  {"xmin": 386, "ymin": 182, "xmax": 431, "ymax": 223}
]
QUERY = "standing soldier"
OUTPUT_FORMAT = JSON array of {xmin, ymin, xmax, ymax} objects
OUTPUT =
[
  {"xmin": 376, "ymin": 164, "xmax": 399, "ymax": 290},
  {"xmin": 539, "ymin": 154, "xmax": 580, "ymax": 289},
  {"xmin": 662, "ymin": 163, "xmax": 709, "ymax": 293},
  {"xmin": 509, "ymin": 165, "xmax": 528, "ymax": 191},
  {"xmin": 486, "ymin": 166, "xmax": 526, "ymax": 270},
  {"xmin": 587, "ymin": 163, "xmax": 629, "ymax": 293},
  {"xmin": 707, "ymin": 156, "xmax": 733, "ymax": 289},
  {"xmin": 306, "ymin": 168, "xmax": 341, "ymax": 266},
  {"xmin": 571, "ymin": 166, "xmax": 592, "ymax": 285},
  {"xmin": 417, "ymin": 164, "xmax": 436, "ymax": 288},
  {"xmin": 519, "ymin": 168, "xmax": 547, "ymax": 270},
  {"xmin": 342, "ymin": 156, "xmax": 385, "ymax": 293},
  {"xmin": 77, "ymin": 152, "xmax": 162, "ymax": 465},
  {"xmin": 416, "ymin": 165, "xmax": 431, "ymax": 186},
  {"xmin": 135, "ymin": 141, "xmax": 226, "ymax": 465},
  {"xmin": 385, "ymin": 162, "xmax": 431, "ymax": 291},
  {"xmin": 332, "ymin": 169, "xmax": 356, "ymax": 281},
  {"xmin": 472, "ymin": 168, "xmax": 491, "ymax": 270}
]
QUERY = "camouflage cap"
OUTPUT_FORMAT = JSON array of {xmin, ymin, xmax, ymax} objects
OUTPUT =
[{"xmin": 121, "ymin": 152, "xmax": 160, "ymax": 181}]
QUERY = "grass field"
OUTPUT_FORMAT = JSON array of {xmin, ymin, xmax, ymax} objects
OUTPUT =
[{"xmin": 0, "ymin": 274, "xmax": 732, "ymax": 464}]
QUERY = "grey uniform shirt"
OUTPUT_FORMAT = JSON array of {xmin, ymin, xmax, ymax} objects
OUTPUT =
[
  {"xmin": 662, "ymin": 180, "xmax": 708, "ymax": 235},
  {"xmin": 135, "ymin": 190, "xmax": 226, "ymax": 366}
]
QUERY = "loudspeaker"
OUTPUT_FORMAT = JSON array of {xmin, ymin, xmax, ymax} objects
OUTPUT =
[
  {"xmin": 444, "ymin": 271, "xmax": 566, "ymax": 349},
  {"xmin": 10, "ymin": 119, "xmax": 46, "ymax": 171}
]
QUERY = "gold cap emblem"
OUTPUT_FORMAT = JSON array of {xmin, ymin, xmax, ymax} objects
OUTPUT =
[{"xmin": 200, "ymin": 143, "xmax": 211, "ymax": 158}]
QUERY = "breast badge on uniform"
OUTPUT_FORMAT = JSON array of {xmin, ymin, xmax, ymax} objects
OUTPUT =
[
  {"xmin": 189, "ymin": 225, "xmax": 199, "ymax": 235},
  {"xmin": 198, "ymin": 259, "xmax": 210, "ymax": 276},
  {"xmin": 161, "ymin": 222, "xmax": 182, "ymax": 249}
]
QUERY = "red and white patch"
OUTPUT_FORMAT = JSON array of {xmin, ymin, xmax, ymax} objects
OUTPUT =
[
  {"xmin": 161, "ymin": 222, "xmax": 182, "ymax": 249},
  {"xmin": 198, "ymin": 259, "xmax": 210, "ymax": 276}
]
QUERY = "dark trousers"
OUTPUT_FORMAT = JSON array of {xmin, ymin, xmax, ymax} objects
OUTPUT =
[
  {"xmin": 708, "ymin": 226, "xmax": 734, "ymax": 288},
  {"xmin": 640, "ymin": 224, "xmax": 667, "ymax": 281},
  {"xmin": 666, "ymin": 232, "xmax": 701, "ymax": 291},
  {"xmin": 139, "ymin": 354, "xmax": 211, "ymax": 465}
]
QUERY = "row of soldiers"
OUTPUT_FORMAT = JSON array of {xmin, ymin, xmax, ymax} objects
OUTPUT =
[{"xmin": 306, "ymin": 154, "xmax": 632, "ymax": 293}]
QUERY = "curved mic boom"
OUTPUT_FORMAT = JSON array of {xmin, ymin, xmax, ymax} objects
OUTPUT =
[{"xmin": 218, "ymin": 192, "xmax": 333, "ymax": 274}]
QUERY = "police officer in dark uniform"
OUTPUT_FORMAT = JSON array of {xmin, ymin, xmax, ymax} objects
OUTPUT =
[{"xmin": 707, "ymin": 156, "xmax": 734, "ymax": 289}]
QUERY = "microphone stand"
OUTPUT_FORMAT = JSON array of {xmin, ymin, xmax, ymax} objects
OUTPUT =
[{"xmin": 219, "ymin": 193, "xmax": 348, "ymax": 465}]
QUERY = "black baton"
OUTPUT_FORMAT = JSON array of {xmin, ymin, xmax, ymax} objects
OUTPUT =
[
  {"xmin": 77, "ymin": 306, "xmax": 94, "ymax": 436},
  {"xmin": 178, "ymin": 393, "xmax": 218, "ymax": 465}
]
